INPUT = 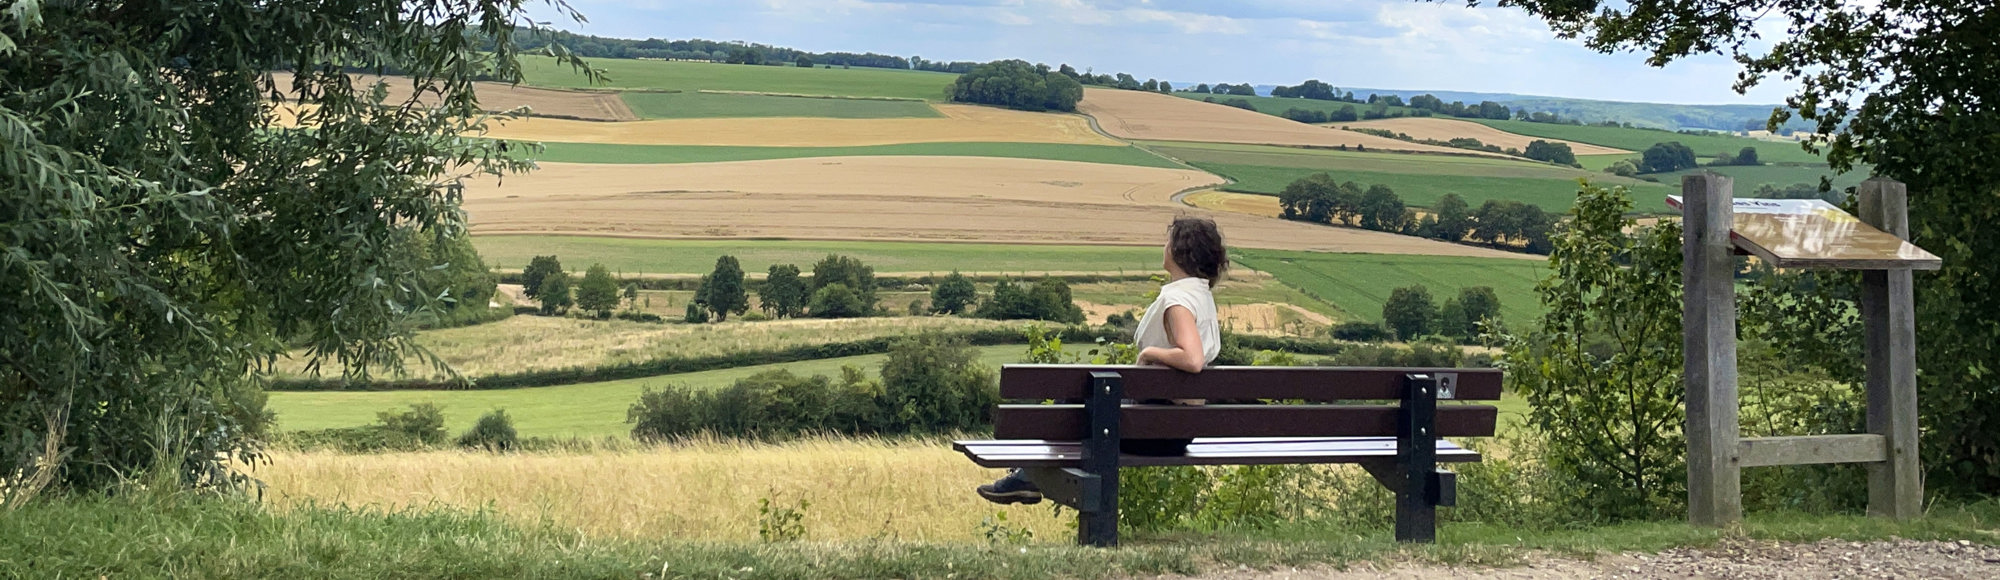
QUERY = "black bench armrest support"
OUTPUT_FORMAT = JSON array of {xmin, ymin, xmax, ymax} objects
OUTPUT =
[
  {"xmin": 1397, "ymin": 373, "xmax": 1440, "ymax": 543},
  {"xmin": 1081, "ymin": 371, "xmax": 1122, "ymax": 547}
]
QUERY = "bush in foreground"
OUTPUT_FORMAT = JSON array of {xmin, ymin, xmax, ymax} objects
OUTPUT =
[{"xmin": 457, "ymin": 409, "xmax": 519, "ymax": 451}]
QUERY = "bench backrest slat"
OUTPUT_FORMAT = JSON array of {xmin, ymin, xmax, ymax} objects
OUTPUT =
[
  {"xmin": 999, "ymin": 365, "xmax": 1502, "ymax": 401},
  {"xmin": 993, "ymin": 404, "xmax": 1498, "ymax": 440}
]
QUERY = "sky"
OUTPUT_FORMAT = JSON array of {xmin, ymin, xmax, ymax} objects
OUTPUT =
[{"xmin": 527, "ymin": 0, "xmax": 1796, "ymax": 106}]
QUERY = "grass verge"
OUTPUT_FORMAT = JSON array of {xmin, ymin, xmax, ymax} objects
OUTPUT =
[
  {"xmin": 532, "ymin": 141, "xmax": 1185, "ymax": 168},
  {"xmin": 9, "ymin": 491, "xmax": 1996, "ymax": 579}
]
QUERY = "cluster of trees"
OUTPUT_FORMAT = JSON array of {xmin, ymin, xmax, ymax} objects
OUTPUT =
[
  {"xmin": 688, "ymin": 254, "xmax": 881, "ymax": 322},
  {"xmin": 1279, "ymin": 174, "xmax": 1557, "ymax": 254},
  {"xmin": 1515, "ymin": 110, "xmax": 1585, "ymax": 125},
  {"xmin": 1747, "ymin": 182, "xmax": 1843, "ymax": 204},
  {"xmin": 1522, "ymin": 140, "xmax": 1579, "ymax": 165},
  {"xmin": 498, "ymin": 32, "xmax": 909, "ymax": 69},
  {"xmin": 1051, "ymin": 64, "xmax": 1173, "ymax": 94},
  {"xmin": 1638, "ymin": 141, "xmax": 1699, "ymax": 173},
  {"xmin": 1281, "ymin": 106, "xmax": 1359, "ymax": 124},
  {"xmin": 949, "ymin": 60, "xmax": 1085, "ymax": 112},
  {"xmin": 1203, "ymin": 96, "xmax": 1257, "ymax": 111},
  {"xmin": 1379, "ymin": 286, "xmax": 1504, "ymax": 341},
  {"xmin": 910, "ymin": 56, "xmax": 981, "ymax": 73},
  {"xmin": 1407, "ymin": 94, "xmax": 1512, "ymax": 120},
  {"xmin": 976, "ymin": 278, "xmax": 1086, "ymax": 323},
  {"xmin": 1708, "ymin": 146, "xmax": 1762, "ymax": 167},
  {"xmin": 1276, "ymin": 174, "xmax": 1416, "ymax": 234},
  {"xmin": 520, "ymin": 256, "xmax": 629, "ymax": 318},
  {"xmin": 1188, "ymin": 83, "xmax": 1260, "ymax": 96},
  {"xmin": 1269, "ymin": 79, "xmax": 1361, "ymax": 102}
]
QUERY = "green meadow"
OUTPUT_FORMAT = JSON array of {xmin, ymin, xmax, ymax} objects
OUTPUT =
[
  {"xmin": 518, "ymin": 55, "xmax": 955, "ymax": 100},
  {"xmin": 1147, "ymin": 141, "xmax": 1671, "ymax": 212},
  {"xmin": 266, "ymin": 346, "xmax": 1033, "ymax": 437},
  {"xmin": 532, "ymin": 141, "xmax": 1184, "ymax": 168},
  {"xmin": 474, "ymin": 237, "xmax": 1165, "ymax": 275},
  {"xmin": 619, "ymin": 91, "xmax": 943, "ymax": 119},
  {"xmin": 1234, "ymin": 249, "xmax": 1548, "ymax": 324},
  {"xmin": 1467, "ymin": 119, "xmax": 1824, "ymax": 164}
]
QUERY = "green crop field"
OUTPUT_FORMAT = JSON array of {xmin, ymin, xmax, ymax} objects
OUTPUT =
[
  {"xmin": 533, "ymin": 141, "xmax": 1184, "ymax": 169},
  {"xmin": 619, "ymin": 91, "xmax": 942, "ymax": 119},
  {"xmin": 1467, "ymin": 119, "xmax": 1824, "ymax": 165},
  {"xmin": 518, "ymin": 55, "xmax": 954, "ymax": 100},
  {"xmin": 1148, "ymin": 141, "xmax": 1673, "ymax": 212},
  {"xmin": 1171, "ymin": 92, "xmax": 1418, "ymax": 118},
  {"xmin": 267, "ymin": 345, "xmax": 1034, "ymax": 438},
  {"xmin": 475, "ymin": 237, "xmax": 1165, "ymax": 275},
  {"xmin": 1234, "ymin": 249, "xmax": 1548, "ymax": 324}
]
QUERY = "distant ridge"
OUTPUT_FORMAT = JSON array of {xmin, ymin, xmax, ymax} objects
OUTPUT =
[{"xmin": 1168, "ymin": 82, "xmax": 1803, "ymax": 132}]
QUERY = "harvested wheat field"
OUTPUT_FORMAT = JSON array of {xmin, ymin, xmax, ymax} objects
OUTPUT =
[
  {"xmin": 477, "ymin": 103, "xmax": 1118, "ymax": 146},
  {"xmin": 267, "ymin": 71, "xmax": 637, "ymax": 121},
  {"xmin": 1185, "ymin": 190, "xmax": 1284, "ymax": 218},
  {"xmin": 255, "ymin": 439, "xmax": 1070, "ymax": 543},
  {"xmin": 1340, "ymin": 117, "xmax": 1629, "ymax": 155},
  {"xmin": 1079, "ymin": 88, "xmax": 1487, "ymax": 156},
  {"xmin": 463, "ymin": 156, "xmax": 1531, "ymax": 258}
]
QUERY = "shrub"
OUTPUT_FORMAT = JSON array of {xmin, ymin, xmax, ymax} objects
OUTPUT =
[
  {"xmin": 682, "ymin": 301, "xmax": 708, "ymax": 323},
  {"xmin": 456, "ymin": 409, "xmax": 518, "ymax": 451},
  {"xmin": 1323, "ymin": 339, "xmax": 1463, "ymax": 367},
  {"xmin": 810, "ymin": 255, "xmax": 877, "ymax": 317},
  {"xmin": 879, "ymin": 333, "xmax": 999, "ymax": 433},
  {"xmin": 977, "ymin": 278, "xmax": 1084, "ymax": 323},
  {"xmin": 1328, "ymin": 320, "xmax": 1392, "ymax": 342},
  {"xmin": 377, "ymin": 403, "xmax": 447, "ymax": 446},
  {"xmin": 929, "ymin": 271, "xmax": 978, "ymax": 315},
  {"xmin": 808, "ymin": 283, "xmax": 868, "ymax": 318},
  {"xmin": 1499, "ymin": 182, "xmax": 1686, "ymax": 520}
]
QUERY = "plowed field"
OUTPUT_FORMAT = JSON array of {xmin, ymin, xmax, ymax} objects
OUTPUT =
[
  {"xmin": 478, "ymin": 103, "xmax": 1118, "ymax": 146},
  {"xmin": 461, "ymin": 156, "xmax": 1532, "ymax": 259},
  {"xmin": 1341, "ymin": 117, "xmax": 1630, "ymax": 155},
  {"xmin": 1078, "ymin": 88, "xmax": 1490, "ymax": 156},
  {"xmin": 268, "ymin": 71, "xmax": 637, "ymax": 121}
]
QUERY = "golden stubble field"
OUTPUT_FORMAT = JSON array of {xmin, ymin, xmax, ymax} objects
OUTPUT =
[
  {"xmin": 463, "ymin": 156, "xmax": 1532, "ymax": 258},
  {"xmin": 255, "ymin": 438, "xmax": 1075, "ymax": 543},
  {"xmin": 1078, "ymin": 88, "xmax": 1497, "ymax": 156},
  {"xmin": 267, "ymin": 71, "xmax": 639, "ymax": 121},
  {"xmin": 1340, "ymin": 117, "xmax": 1631, "ymax": 155},
  {"xmin": 479, "ymin": 103, "xmax": 1119, "ymax": 146}
]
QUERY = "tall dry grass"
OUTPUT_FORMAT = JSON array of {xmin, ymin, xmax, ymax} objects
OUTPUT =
[
  {"xmin": 271, "ymin": 315, "xmax": 1017, "ymax": 380},
  {"xmin": 254, "ymin": 437, "xmax": 1070, "ymax": 543}
]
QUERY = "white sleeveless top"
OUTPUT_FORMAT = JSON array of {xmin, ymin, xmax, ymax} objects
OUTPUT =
[{"xmin": 1132, "ymin": 277, "xmax": 1220, "ymax": 364}]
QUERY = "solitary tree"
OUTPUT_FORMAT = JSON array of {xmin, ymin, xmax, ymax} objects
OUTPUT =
[
  {"xmin": 522, "ymin": 255, "xmax": 564, "ymax": 299},
  {"xmin": 1735, "ymin": 146, "xmax": 1760, "ymax": 166},
  {"xmin": 1639, "ymin": 142, "xmax": 1698, "ymax": 173},
  {"xmin": 930, "ymin": 271, "xmax": 978, "ymax": 315},
  {"xmin": 1382, "ymin": 285, "xmax": 1438, "ymax": 340},
  {"xmin": 759, "ymin": 264, "xmax": 808, "ymax": 318},
  {"xmin": 538, "ymin": 271, "xmax": 574, "ymax": 315},
  {"xmin": 1432, "ymin": 193, "xmax": 1473, "ymax": 242},
  {"xmin": 811, "ymin": 254, "xmax": 878, "ymax": 317},
  {"xmin": 575, "ymin": 264, "xmax": 621, "ymax": 318},
  {"xmin": 700, "ymin": 256, "xmax": 749, "ymax": 322}
]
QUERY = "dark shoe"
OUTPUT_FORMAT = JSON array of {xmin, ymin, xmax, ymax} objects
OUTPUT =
[{"xmin": 977, "ymin": 469, "xmax": 1042, "ymax": 505}]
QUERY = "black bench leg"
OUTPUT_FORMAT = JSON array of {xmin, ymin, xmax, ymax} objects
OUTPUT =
[
  {"xmin": 1396, "ymin": 373, "xmax": 1440, "ymax": 543},
  {"xmin": 1078, "ymin": 371, "xmax": 1123, "ymax": 547}
]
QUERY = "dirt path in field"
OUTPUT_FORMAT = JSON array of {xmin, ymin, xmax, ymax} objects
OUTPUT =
[
  {"xmin": 1338, "ymin": 117, "xmax": 1630, "ymax": 156},
  {"xmin": 462, "ymin": 157, "xmax": 1535, "ymax": 259},
  {"xmin": 268, "ymin": 71, "xmax": 637, "ymax": 121},
  {"xmin": 1078, "ymin": 89, "xmax": 1504, "ymax": 158},
  {"xmin": 1149, "ymin": 539, "xmax": 2000, "ymax": 579},
  {"xmin": 475, "ymin": 102, "xmax": 1119, "ymax": 146}
]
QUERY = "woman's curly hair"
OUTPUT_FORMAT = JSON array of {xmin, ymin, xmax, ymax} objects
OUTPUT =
[{"xmin": 1168, "ymin": 217, "xmax": 1228, "ymax": 287}]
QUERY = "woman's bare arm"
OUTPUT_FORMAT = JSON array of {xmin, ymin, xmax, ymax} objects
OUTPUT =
[{"xmin": 1138, "ymin": 305, "xmax": 1206, "ymax": 373}]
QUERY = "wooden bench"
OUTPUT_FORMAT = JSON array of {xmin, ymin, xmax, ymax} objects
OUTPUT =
[{"xmin": 953, "ymin": 365, "xmax": 1502, "ymax": 547}]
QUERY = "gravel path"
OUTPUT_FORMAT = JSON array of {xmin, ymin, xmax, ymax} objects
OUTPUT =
[{"xmin": 1159, "ymin": 539, "xmax": 2000, "ymax": 579}]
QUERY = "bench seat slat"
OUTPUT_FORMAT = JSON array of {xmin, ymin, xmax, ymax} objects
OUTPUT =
[
  {"xmin": 995, "ymin": 404, "xmax": 1498, "ymax": 440},
  {"xmin": 1001, "ymin": 365, "xmax": 1503, "ymax": 401},
  {"xmin": 952, "ymin": 437, "xmax": 1482, "ymax": 468}
]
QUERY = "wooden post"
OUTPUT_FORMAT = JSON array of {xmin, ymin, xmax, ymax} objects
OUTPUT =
[
  {"xmin": 1857, "ymin": 178, "xmax": 1923, "ymax": 519},
  {"xmin": 1682, "ymin": 173, "xmax": 1742, "ymax": 526}
]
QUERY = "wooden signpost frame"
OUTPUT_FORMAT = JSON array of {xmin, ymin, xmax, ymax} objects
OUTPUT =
[{"xmin": 1681, "ymin": 174, "xmax": 1931, "ymax": 526}]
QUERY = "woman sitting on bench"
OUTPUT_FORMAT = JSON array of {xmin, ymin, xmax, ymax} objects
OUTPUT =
[{"xmin": 978, "ymin": 216, "xmax": 1228, "ymax": 505}]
